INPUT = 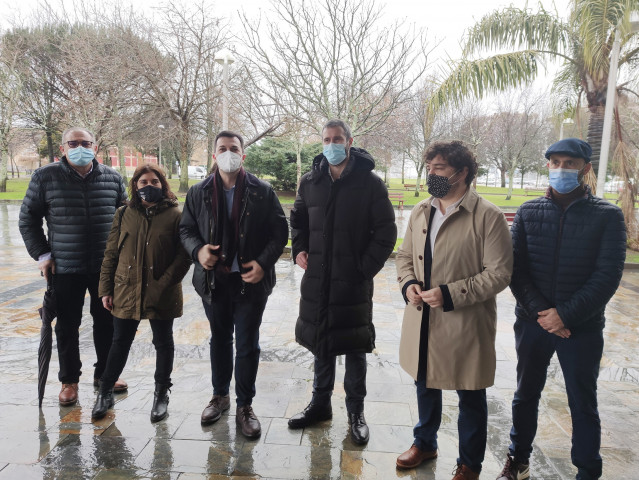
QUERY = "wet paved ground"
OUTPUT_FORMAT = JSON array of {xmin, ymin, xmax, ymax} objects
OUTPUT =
[{"xmin": 1, "ymin": 203, "xmax": 638, "ymax": 479}]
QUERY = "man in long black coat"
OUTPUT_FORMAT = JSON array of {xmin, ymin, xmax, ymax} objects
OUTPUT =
[{"xmin": 288, "ymin": 119, "xmax": 397, "ymax": 444}]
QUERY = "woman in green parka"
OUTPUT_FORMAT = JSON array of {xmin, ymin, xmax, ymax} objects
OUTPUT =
[{"xmin": 92, "ymin": 163, "xmax": 191, "ymax": 422}]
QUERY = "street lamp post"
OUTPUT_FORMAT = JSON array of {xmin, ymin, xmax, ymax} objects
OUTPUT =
[
  {"xmin": 597, "ymin": 20, "xmax": 639, "ymax": 197},
  {"xmin": 559, "ymin": 118, "xmax": 574, "ymax": 140},
  {"xmin": 214, "ymin": 49, "xmax": 235, "ymax": 131}
]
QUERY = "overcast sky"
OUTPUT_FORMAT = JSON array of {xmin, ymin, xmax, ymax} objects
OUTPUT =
[{"xmin": 3, "ymin": 0, "xmax": 571, "ymax": 64}]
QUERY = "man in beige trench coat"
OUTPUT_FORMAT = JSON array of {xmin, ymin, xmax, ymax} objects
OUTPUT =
[{"xmin": 395, "ymin": 141, "xmax": 513, "ymax": 480}]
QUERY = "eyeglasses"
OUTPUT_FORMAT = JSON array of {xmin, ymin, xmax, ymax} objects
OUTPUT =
[{"xmin": 64, "ymin": 140, "xmax": 94, "ymax": 148}]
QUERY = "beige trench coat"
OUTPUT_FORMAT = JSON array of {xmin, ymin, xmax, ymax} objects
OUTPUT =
[{"xmin": 396, "ymin": 188, "xmax": 513, "ymax": 390}]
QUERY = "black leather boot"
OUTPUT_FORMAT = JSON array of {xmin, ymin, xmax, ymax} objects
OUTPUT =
[
  {"xmin": 150, "ymin": 383, "xmax": 171, "ymax": 423},
  {"xmin": 91, "ymin": 390, "xmax": 114, "ymax": 420}
]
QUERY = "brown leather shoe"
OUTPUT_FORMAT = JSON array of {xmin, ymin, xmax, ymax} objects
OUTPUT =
[
  {"xmin": 94, "ymin": 377, "xmax": 128, "ymax": 393},
  {"xmin": 201, "ymin": 394, "xmax": 230, "ymax": 425},
  {"xmin": 452, "ymin": 463, "xmax": 479, "ymax": 480},
  {"xmin": 396, "ymin": 444, "xmax": 438, "ymax": 469},
  {"xmin": 236, "ymin": 405, "xmax": 261, "ymax": 438},
  {"xmin": 59, "ymin": 383, "xmax": 79, "ymax": 406}
]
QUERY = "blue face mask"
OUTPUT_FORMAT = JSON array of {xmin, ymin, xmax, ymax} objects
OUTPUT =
[
  {"xmin": 67, "ymin": 146, "xmax": 95, "ymax": 167},
  {"xmin": 549, "ymin": 167, "xmax": 582, "ymax": 194},
  {"xmin": 323, "ymin": 143, "xmax": 347, "ymax": 166}
]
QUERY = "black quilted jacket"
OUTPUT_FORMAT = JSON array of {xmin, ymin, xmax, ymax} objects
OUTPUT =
[
  {"xmin": 19, "ymin": 157, "xmax": 127, "ymax": 274},
  {"xmin": 291, "ymin": 148, "xmax": 397, "ymax": 357},
  {"xmin": 510, "ymin": 188, "xmax": 626, "ymax": 332}
]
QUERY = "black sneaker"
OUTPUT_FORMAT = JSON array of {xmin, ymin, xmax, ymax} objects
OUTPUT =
[{"xmin": 496, "ymin": 454, "xmax": 530, "ymax": 480}]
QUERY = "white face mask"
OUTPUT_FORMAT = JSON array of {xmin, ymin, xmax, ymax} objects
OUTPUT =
[{"xmin": 216, "ymin": 150, "xmax": 243, "ymax": 173}]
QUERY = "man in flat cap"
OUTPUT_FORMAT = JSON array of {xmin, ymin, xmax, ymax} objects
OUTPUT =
[{"xmin": 496, "ymin": 138, "xmax": 626, "ymax": 480}]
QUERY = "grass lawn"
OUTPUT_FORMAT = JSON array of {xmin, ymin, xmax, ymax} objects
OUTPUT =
[
  {"xmin": 627, "ymin": 249, "xmax": 639, "ymax": 263},
  {"xmin": 3, "ymin": 176, "xmax": 638, "ymax": 262},
  {"xmin": 1, "ymin": 176, "xmax": 625, "ymax": 206},
  {"xmin": 0, "ymin": 177, "xmax": 32, "ymax": 200}
]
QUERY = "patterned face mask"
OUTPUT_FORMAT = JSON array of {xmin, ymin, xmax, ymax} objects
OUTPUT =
[{"xmin": 427, "ymin": 171, "xmax": 460, "ymax": 198}]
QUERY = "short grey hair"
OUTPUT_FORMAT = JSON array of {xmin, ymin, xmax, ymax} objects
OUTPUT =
[
  {"xmin": 322, "ymin": 119, "xmax": 352, "ymax": 141},
  {"xmin": 61, "ymin": 127, "xmax": 95, "ymax": 144}
]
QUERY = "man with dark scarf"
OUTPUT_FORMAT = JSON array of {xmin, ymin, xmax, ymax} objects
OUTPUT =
[{"xmin": 180, "ymin": 131, "xmax": 288, "ymax": 439}]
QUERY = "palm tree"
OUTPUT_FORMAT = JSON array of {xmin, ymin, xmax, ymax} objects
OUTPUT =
[{"xmin": 434, "ymin": 0, "xmax": 639, "ymax": 177}]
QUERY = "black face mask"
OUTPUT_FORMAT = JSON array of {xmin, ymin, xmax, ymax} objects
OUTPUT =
[
  {"xmin": 138, "ymin": 185, "xmax": 163, "ymax": 203},
  {"xmin": 427, "ymin": 171, "xmax": 460, "ymax": 198}
]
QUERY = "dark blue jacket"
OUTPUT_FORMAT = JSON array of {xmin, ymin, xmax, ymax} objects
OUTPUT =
[
  {"xmin": 510, "ymin": 189, "xmax": 626, "ymax": 332},
  {"xmin": 19, "ymin": 157, "xmax": 127, "ymax": 274}
]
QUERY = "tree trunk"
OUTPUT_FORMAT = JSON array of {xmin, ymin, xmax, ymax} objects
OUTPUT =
[
  {"xmin": 296, "ymin": 140, "xmax": 302, "ymax": 189},
  {"xmin": 506, "ymin": 169, "xmax": 515, "ymax": 201},
  {"xmin": 117, "ymin": 142, "xmax": 127, "ymax": 181},
  {"xmin": 500, "ymin": 168, "xmax": 506, "ymax": 188},
  {"xmin": 401, "ymin": 154, "xmax": 405, "ymax": 185},
  {"xmin": 178, "ymin": 129, "xmax": 190, "ymax": 193},
  {"xmin": 0, "ymin": 148, "xmax": 8, "ymax": 192},
  {"xmin": 520, "ymin": 171, "xmax": 525, "ymax": 189},
  {"xmin": 415, "ymin": 162, "xmax": 425, "ymax": 197},
  {"xmin": 46, "ymin": 131, "xmax": 55, "ymax": 163},
  {"xmin": 587, "ymin": 105, "xmax": 604, "ymax": 178},
  {"xmin": 206, "ymin": 123, "xmax": 214, "ymax": 174}
]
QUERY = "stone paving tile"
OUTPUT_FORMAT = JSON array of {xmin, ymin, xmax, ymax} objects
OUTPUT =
[{"xmin": 1, "ymin": 203, "xmax": 639, "ymax": 478}]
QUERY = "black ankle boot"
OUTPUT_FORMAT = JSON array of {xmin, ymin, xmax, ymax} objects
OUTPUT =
[
  {"xmin": 91, "ymin": 390, "xmax": 114, "ymax": 420},
  {"xmin": 150, "ymin": 383, "xmax": 171, "ymax": 423}
]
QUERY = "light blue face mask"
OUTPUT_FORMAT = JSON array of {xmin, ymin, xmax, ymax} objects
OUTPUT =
[
  {"xmin": 323, "ymin": 143, "xmax": 347, "ymax": 166},
  {"xmin": 67, "ymin": 146, "xmax": 94, "ymax": 167},
  {"xmin": 549, "ymin": 167, "xmax": 582, "ymax": 194}
]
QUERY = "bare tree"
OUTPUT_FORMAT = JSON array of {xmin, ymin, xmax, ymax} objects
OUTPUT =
[
  {"xmin": 2, "ymin": 23, "xmax": 71, "ymax": 163},
  {"xmin": 0, "ymin": 33, "xmax": 23, "ymax": 191},
  {"xmin": 479, "ymin": 89, "xmax": 550, "ymax": 199},
  {"xmin": 127, "ymin": 1, "xmax": 226, "ymax": 192},
  {"xmin": 242, "ymin": 0, "xmax": 428, "ymax": 137}
]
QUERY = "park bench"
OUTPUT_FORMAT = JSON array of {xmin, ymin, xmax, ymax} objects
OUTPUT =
[
  {"xmin": 404, "ymin": 183, "xmax": 424, "ymax": 191},
  {"xmin": 504, "ymin": 212, "xmax": 516, "ymax": 225},
  {"xmin": 389, "ymin": 193, "xmax": 404, "ymax": 210}
]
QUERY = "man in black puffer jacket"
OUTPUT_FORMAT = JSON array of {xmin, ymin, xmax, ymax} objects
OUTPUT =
[
  {"xmin": 287, "ymin": 119, "xmax": 397, "ymax": 445},
  {"xmin": 19, "ymin": 127, "xmax": 128, "ymax": 406},
  {"xmin": 497, "ymin": 138, "xmax": 626, "ymax": 480}
]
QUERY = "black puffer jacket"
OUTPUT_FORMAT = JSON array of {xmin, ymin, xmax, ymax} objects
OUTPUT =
[
  {"xmin": 291, "ymin": 147, "xmax": 397, "ymax": 357},
  {"xmin": 510, "ymin": 188, "xmax": 626, "ymax": 332},
  {"xmin": 179, "ymin": 169, "xmax": 288, "ymax": 304},
  {"xmin": 19, "ymin": 157, "xmax": 127, "ymax": 274}
]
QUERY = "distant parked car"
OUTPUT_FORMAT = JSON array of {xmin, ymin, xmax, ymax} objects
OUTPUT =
[{"xmin": 177, "ymin": 165, "xmax": 207, "ymax": 179}]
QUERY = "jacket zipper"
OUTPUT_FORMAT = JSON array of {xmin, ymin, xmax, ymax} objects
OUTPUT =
[{"xmin": 550, "ymin": 196, "xmax": 586, "ymax": 303}]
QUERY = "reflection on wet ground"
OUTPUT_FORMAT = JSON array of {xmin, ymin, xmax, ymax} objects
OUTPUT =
[{"xmin": 1, "ymin": 203, "xmax": 638, "ymax": 479}]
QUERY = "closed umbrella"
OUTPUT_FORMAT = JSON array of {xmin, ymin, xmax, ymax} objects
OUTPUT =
[{"xmin": 37, "ymin": 280, "xmax": 56, "ymax": 407}]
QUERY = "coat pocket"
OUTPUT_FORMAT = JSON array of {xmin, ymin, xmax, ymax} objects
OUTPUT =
[{"xmin": 113, "ymin": 269, "xmax": 135, "ymax": 311}]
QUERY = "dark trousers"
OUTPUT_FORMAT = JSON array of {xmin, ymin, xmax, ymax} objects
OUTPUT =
[
  {"xmin": 311, "ymin": 353, "xmax": 367, "ymax": 414},
  {"xmin": 509, "ymin": 319, "xmax": 603, "ymax": 480},
  {"xmin": 52, "ymin": 273, "xmax": 114, "ymax": 383},
  {"xmin": 100, "ymin": 317, "xmax": 175, "ymax": 393},
  {"xmin": 413, "ymin": 307, "xmax": 487, "ymax": 473},
  {"xmin": 414, "ymin": 383, "xmax": 487, "ymax": 473},
  {"xmin": 202, "ymin": 274, "xmax": 267, "ymax": 407}
]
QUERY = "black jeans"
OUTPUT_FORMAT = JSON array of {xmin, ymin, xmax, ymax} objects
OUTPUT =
[
  {"xmin": 509, "ymin": 319, "xmax": 604, "ymax": 480},
  {"xmin": 52, "ymin": 273, "xmax": 114, "ymax": 383},
  {"xmin": 312, "ymin": 353, "xmax": 367, "ymax": 414},
  {"xmin": 100, "ymin": 316, "xmax": 175, "ymax": 393},
  {"xmin": 202, "ymin": 273, "xmax": 267, "ymax": 407}
]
